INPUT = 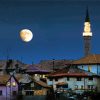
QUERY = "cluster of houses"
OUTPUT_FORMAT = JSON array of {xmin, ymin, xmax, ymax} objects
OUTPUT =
[
  {"xmin": 0, "ymin": 60, "xmax": 50, "ymax": 99},
  {"xmin": 0, "ymin": 54, "xmax": 100, "ymax": 99}
]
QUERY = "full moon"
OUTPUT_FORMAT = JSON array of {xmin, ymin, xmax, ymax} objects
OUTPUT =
[{"xmin": 20, "ymin": 29, "xmax": 33, "ymax": 42}]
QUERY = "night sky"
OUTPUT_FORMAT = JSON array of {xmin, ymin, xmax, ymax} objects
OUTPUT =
[{"xmin": 0, "ymin": 0, "xmax": 100, "ymax": 64}]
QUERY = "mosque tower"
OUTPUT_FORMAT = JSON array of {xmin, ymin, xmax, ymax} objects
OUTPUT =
[{"xmin": 83, "ymin": 8, "xmax": 92, "ymax": 56}]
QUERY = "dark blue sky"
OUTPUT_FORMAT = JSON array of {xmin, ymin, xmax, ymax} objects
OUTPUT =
[{"xmin": 0, "ymin": 0, "xmax": 100, "ymax": 64}]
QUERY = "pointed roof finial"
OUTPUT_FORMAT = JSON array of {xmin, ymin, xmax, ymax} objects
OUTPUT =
[{"xmin": 85, "ymin": 7, "xmax": 90, "ymax": 22}]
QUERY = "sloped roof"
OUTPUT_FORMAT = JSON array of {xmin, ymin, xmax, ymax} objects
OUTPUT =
[
  {"xmin": 0, "ymin": 75, "xmax": 10, "ymax": 85},
  {"xmin": 26, "ymin": 65, "xmax": 50, "ymax": 73},
  {"xmin": 56, "ymin": 82, "xmax": 67, "ymax": 85},
  {"xmin": 72, "ymin": 54, "xmax": 100, "ymax": 65},
  {"xmin": 34, "ymin": 80, "xmax": 51, "ymax": 88},
  {"xmin": 0, "ymin": 74, "xmax": 50, "ymax": 88},
  {"xmin": 38, "ymin": 60, "xmax": 72, "ymax": 70},
  {"xmin": 48, "ymin": 67, "xmax": 96, "ymax": 77},
  {"xmin": 0, "ymin": 74, "xmax": 22, "ymax": 85}
]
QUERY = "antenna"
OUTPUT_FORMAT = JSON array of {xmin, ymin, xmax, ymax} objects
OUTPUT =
[
  {"xmin": 53, "ymin": 59, "xmax": 55, "ymax": 71},
  {"xmin": 6, "ymin": 48, "xmax": 10, "ymax": 60}
]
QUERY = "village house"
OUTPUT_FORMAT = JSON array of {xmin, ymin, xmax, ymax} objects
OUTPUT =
[
  {"xmin": 25, "ymin": 64, "xmax": 50, "ymax": 82},
  {"xmin": 47, "ymin": 66, "xmax": 100, "ymax": 94},
  {"xmin": 20, "ymin": 65, "xmax": 51, "ymax": 96},
  {"xmin": 72, "ymin": 54, "xmax": 100, "ymax": 75},
  {"xmin": 0, "ymin": 73, "xmax": 51, "ymax": 100},
  {"xmin": 0, "ymin": 75, "xmax": 19, "ymax": 100}
]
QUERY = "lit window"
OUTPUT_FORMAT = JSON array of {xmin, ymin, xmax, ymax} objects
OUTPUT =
[
  {"xmin": 43, "ymin": 75, "xmax": 45, "ymax": 78},
  {"xmin": 7, "ymin": 82, "xmax": 10, "ymax": 86},
  {"xmin": 12, "ymin": 82, "xmax": 16, "ymax": 86},
  {"xmin": 40, "ymin": 75, "xmax": 42, "ymax": 77},
  {"xmin": 35, "ymin": 74, "xmax": 37, "ymax": 76}
]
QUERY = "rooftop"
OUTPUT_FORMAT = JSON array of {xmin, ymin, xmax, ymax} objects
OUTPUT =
[
  {"xmin": 48, "ymin": 67, "xmax": 97, "ymax": 77},
  {"xmin": 72, "ymin": 54, "xmax": 100, "ymax": 65}
]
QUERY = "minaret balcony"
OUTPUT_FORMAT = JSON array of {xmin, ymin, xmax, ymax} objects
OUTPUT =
[{"xmin": 83, "ymin": 32, "xmax": 92, "ymax": 36}]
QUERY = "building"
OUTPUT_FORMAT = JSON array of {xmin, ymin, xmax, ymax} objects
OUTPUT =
[
  {"xmin": 47, "ymin": 67, "xmax": 100, "ymax": 93},
  {"xmin": 0, "ymin": 73, "xmax": 51, "ymax": 100},
  {"xmin": 26, "ymin": 64, "xmax": 50, "ymax": 81},
  {"xmin": 0, "ymin": 75, "xmax": 19, "ymax": 100},
  {"xmin": 72, "ymin": 54, "xmax": 100, "ymax": 75},
  {"xmin": 19, "ymin": 73, "xmax": 51, "ymax": 96}
]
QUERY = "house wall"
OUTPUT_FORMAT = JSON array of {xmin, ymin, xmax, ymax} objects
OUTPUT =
[
  {"xmin": 47, "ymin": 79, "xmax": 53, "ymax": 86},
  {"xmin": 47, "ymin": 77, "xmax": 98, "ymax": 92},
  {"xmin": 78, "ymin": 65, "xmax": 100, "ymax": 75},
  {"xmin": 0, "ymin": 86, "xmax": 7, "ymax": 96},
  {"xmin": 6, "ymin": 77, "xmax": 19, "ymax": 97},
  {"xmin": 97, "ymin": 77, "xmax": 100, "ymax": 92},
  {"xmin": 0, "ymin": 78, "xmax": 18, "ymax": 100}
]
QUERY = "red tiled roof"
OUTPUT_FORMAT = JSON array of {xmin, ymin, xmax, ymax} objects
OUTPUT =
[
  {"xmin": 34, "ymin": 80, "xmax": 51, "ymax": 88},
  {"xmin": 56, "ymin": 82, "xmax": 67, "ymax": 85},
  {"xmin": 50, "ymin": 73, "xmax": 88, "ymax": 77},
  {"xmin": 48, "ymin": 67, "xmax": 96, "ymax": 77},
  {"xmin": 72, "ymin": 54, "xmax": 100, "ymax": 65}
]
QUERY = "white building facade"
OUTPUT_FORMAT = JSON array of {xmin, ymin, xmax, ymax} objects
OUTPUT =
[{"xmin": 47, "ymin": 67, "xmax": 100, "ymax": 93}]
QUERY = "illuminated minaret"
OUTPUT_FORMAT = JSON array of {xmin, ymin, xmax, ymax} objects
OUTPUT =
[{"xmin": 83, "ymin": 8, "xmax": 92, "ymax": 56}]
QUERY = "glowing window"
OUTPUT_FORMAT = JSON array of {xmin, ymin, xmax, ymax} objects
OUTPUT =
[
  {"xmin": 12, "ymin": 82, "xmax": 16, "ymax": 86},
  {"xmin": 7, "ymin": 82, "xmax": 10, "ymax": 86}
]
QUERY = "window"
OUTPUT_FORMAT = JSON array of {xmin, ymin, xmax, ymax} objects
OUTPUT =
[
  {"xmin": 88, "ymin": 66, "xmax": 91, "ymax": 72},
  {"xmin": 35, "ymin": 74, "xmax": 37, "ymax": 76},
  {"xmin": 88, "ymin": 77, "xmax": 93, "ymax": 80},
  {"xmin": 75, "ymin": 85, "xmax": 78, "ymax": 89},
  {"xmin": 81, "ymin": 85, "xmax": 84, "ymax": 89},
  {"xmin": 7, "ymin": 82, "xmax": 10, "ymax": 86},
  {"xmin": 63, "ymin": 84, "xmax": 68, "ymax": 88},
  {"xmin": 12, "ymin": 91, "xmax": 17, "ymax": 96},
  {"xmin": 82, "ymin": 66, "xmax": 83, "ymax": 69},
  {"xmin": 49, "ymin": 78, "xmax": 52, "ymax": 81},
  {"xmin": 0, "ymin": 90, "xmax": 2, "ymax": 95},
  {"xmin": 88, "ymin": 85, "xmax": 94, "ymax": 90},
  {"xmin": 55, "ymin": 78, "xmax": 58, "ymax": 81},
  {"xmin": 88, "ymin": 85, "xmax": 90, "ymax": 89},
  {"xmin": 77, "ymin": 77, "xmax": 81, "ymax": 81},
  {"xmin": 12, "ymin": 82, "xmax": 16, "ymax": 86},
  {"xmin": 26, "ymin": 91, "xmax": 34, "ymax": 96},
  {"xmin": 67, "ymin": 77, "xmax": 70, "ymax": 81},
  {"xmin": 91, "ymin": 85, "xmax": 94, "ymax": 89}
]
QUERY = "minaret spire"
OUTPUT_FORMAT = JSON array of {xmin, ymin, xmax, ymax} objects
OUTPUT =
[
  {"xmin": 85, "ymin": 7, "xmax": 90, "ymax": 22},
  {"xmin": 83, "ymin": 8, "xmax": 92, "ymax": 56}
]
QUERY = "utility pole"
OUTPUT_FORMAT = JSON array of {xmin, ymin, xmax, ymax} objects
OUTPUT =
[{"xmin": 53, "ymin": 59, "xmax": 55, "ymax": 71}]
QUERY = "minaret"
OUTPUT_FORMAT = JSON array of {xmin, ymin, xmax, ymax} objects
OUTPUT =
[{"xmin": 83, "ymin": 8, "xmax": 92, "ymax": 56}]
